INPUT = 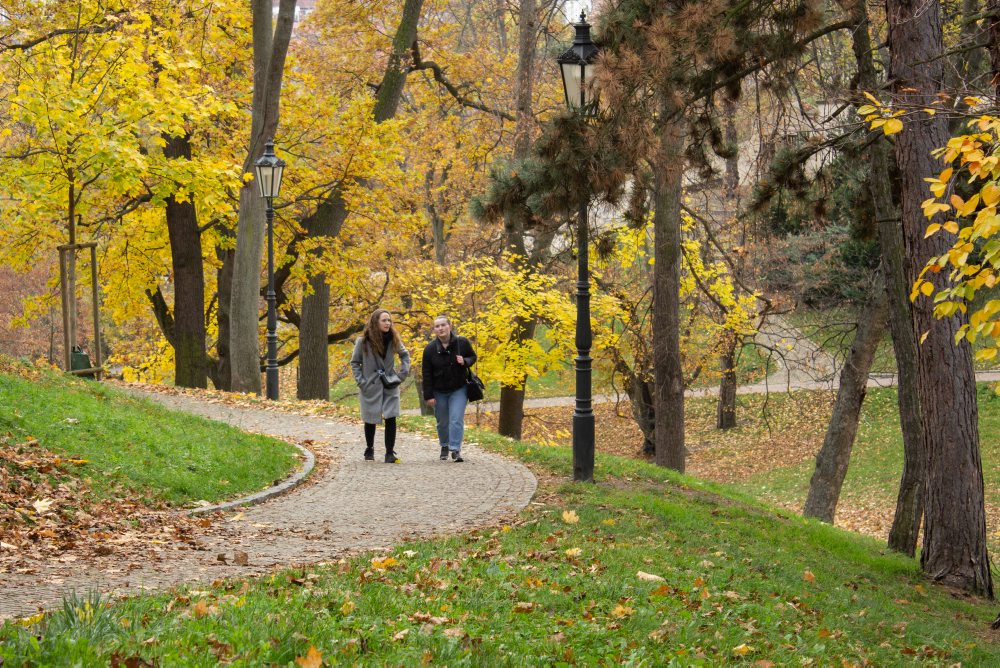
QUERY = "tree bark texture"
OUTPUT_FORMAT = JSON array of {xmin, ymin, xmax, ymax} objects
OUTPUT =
[
  {"xmin": 838, "ymin": 0, "xmax": 926, "ymax": 555},
  {"xmin": 497, "ymin": 0, "xmax": 538, "ymax": 439},
  {"xmin": 229, "ymin": 0, "xmax": 296, "ymax": 394},
  {"xmin": 652, "ymin": 109, "xmax": 686, "ymax": 472},
  {"xmin": 803, "ymin": 287, "xmax": 888, "ymax": 522},
  {"xmin": 213, "ymin": 242, "xmax": 234, "ymax": 390},
  {"xmin": 295, "ymin": 0, "xmax": 424, "ymax": 398},
  {"xmin": 887, "ymin": 0, "xmax": 992, "ymax": 596},
  {"xmin": 162, "ymin": 132, "xmax": 207, "ymax": 389},
  {"xmin": 716, "ymin": 335, "xmax": 738, "ymax": 430},
  {"xmin": 990, "ymin": 0, "xmax": 1000, "ymax": 102}
]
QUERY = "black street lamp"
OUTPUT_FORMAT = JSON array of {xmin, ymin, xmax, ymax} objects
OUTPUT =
[
  {"xmin": 557, "ymin": 12, "xmax": 599, "ymax": 482},
  {"xmin": 254, "ymin": 141, "xmax": 286, "ymax": 401}
]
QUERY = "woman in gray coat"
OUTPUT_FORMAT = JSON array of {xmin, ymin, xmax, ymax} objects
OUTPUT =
[{"xmin": 351, "ymin": 309, "xmax": 411, "ymax": 462}]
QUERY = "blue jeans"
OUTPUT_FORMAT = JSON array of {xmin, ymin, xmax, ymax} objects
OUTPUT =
[{"xmin": 434, "ymin": 386, "xmax": 468, "ymax": 452}]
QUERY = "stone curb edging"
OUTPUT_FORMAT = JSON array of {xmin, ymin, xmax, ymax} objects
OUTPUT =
[{"xmin": 185, "ymin": 441, "xmax": 316, "ymax": 516}]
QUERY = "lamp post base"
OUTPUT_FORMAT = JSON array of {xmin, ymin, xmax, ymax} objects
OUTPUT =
[{"xmin": 573, "ymin": 412, "xmax": 595, "ymax": 482}]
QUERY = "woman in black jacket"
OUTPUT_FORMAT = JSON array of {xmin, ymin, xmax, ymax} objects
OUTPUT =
[{"xmin": 422, "ymin": 315, "xmax": 477, "ymax": 462}]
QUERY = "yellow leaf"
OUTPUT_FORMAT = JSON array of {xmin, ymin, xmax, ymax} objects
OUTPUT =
[
  {"xmin": 340, "ymin": 600, "xmax": 356, "ymax": 616},
  {"xmin": 733, "ymin": 643, "xmax": 752, "ymax": 656},
  {"xmin": 921, "ymin": 281, "xmax": 935, "ymax": 297},
  {"xmin": 983, "ymin": 184, "xmax": 1000, "ymax": 207},
  {"xmin": 565, "ymin": 547, "xmax": 583, "ymax": 557},
  {"xmin": 295, "ymin": 646, "xmax": 324, "ymax": 668},
  {"xmin": 16, "ymin": 612, "xmax": 44, "ymax": 627},
  {"xmin": 924, "ymin": 223, "xmax": 942, "ymax": 238},
  {"xmin": 611, "ymin": 604, "xmax": 635, "ymax": 618},
  {"xmin": 920, "ymin": 331, "xmax": 930, "ymax": 344},
  {"xmin": 884, "ymin": 118, "xmax": 904, "ymax": 135},
  {"xmin": 561, "ymin": 510, "xmax": 579, "ymax": 524},
  {"xmin": 943, "ymin": 221, "xmax": 960, "ymax": 234},
  {"xmin": 923, "ymin": 108, "xmax": 936, "ymax": 116}
]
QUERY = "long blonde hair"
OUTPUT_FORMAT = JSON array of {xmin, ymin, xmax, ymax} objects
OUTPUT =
[{"xmin": 363, "ymin": 309, "xmax": 402, "ymax": 357}]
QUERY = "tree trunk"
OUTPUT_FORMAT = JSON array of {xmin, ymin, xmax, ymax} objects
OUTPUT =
[
  {"xmin": 803, "ymin": 287, "xmax": 888, "ymax": 522},
  {"xmin": 229, "ymin": 0, "xmax": 297, "ymax": 393},
  {"xmin": 652, "ymin": 108, "xmax": 686, "ymax": 472},
  {"xmin": 162, "ymin": 132, "xmax": 207, "ymax": 388},
  {"xmin": 295, "ymin": 0, "xmax": 424, "ymax": 398},
  {"xmin": 212, "ymin": 241, "xmax": 234, "ymax": 390},
  {"xmin": 838, "ymin": 0, "xmax": 926, "ymax": 555},
  {"xmin": 716, "ymin": 335, "xmax": 738, "ymax": 430},
  {"xmin": 887, "ymin": 0, "xmax": 992, "ymax": 596},
  {"xmin": 496, "ymin": 0, "xmax": 538, "ymax": 440},
  {"xmin": 990, "ymin": 0, "xmax": 1000, "ymax": 101}
]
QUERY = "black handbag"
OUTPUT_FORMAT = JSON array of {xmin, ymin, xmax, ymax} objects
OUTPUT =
[
  {"xmin": 374, "ymin": 349, "xmax": 402, "ymax": 389},
  {"xmin": 466, "ymin": 370, "xmax": 485, "ymax": 402},
  {"xmin": 457, "ymin": 336, "xmax": 484, "ymax": 402},
  {"xmin": 378, "ymin": 369, "xmax": 401, "ymax": 389}
]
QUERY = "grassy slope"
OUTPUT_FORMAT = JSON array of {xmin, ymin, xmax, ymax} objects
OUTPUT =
[
  {"xmin": 732, "ymin": 384, "xmax": 1000, "ymax": 514},
  {"xmin": 3, "ymin": 417, "xmax": 998, "ymax": 665},
  {"xmin": 0, "ymin": 363, "xmax": 299, "ymax": 506}
]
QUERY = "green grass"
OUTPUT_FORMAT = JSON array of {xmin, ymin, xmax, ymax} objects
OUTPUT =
[
  {"xmin": 732, "ymin": 384, "xmax": 1000, "ymax": 514},
  {"xmin": 4, "ymin": 417, "xmax": 999, "ymax": 665},
  {"xmin": 0, "ymin": 361, "xmax": 299, "ymax": 506}
]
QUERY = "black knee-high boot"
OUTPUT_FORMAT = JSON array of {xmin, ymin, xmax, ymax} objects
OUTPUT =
[
  {"xmin": 364, "ymin": 423, "xmax": 376, "ymax": 460},
  {"xmin": 384, "ymin": 417, "xmax": 398, "ymax": 462}
]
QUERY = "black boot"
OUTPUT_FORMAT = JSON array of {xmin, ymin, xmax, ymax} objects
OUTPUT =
[
  {"xmin": 364, "ymin": 447, "xmax": 374, "ymax": 461},
  {"xmin": 440, "ymin": 446, "xmax": 449, "ymax": 461},
  {"xmin": 384, "ymin": 450, "xmax": 400, "ymax": 463}
]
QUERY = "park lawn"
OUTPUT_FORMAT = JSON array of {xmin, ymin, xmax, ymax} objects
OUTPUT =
[
  {"xmin": 723, "ymin": 385, "xmax": 1000, "ymax": 542},
  {"xmin": 0, "ymin": 358, "xmax": 299, "ymax": 506},
  {"xmin": 4, "ymin": 420, "xmax": 1000, "ymax": 665}
]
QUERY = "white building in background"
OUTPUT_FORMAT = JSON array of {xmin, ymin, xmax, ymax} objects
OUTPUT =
[{"xmin": 272, "ymin": 0, "xmax": 316, "ymax": 22}]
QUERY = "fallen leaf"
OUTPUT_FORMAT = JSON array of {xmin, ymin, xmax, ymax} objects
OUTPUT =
[
  {"xmin": 295, "ymin": 645, "xmax": 323, "ymax": 668},
  {"xmin": 393, "ymin": 629, "xmax": 410, "ymax": 641},
  {"xmin": 32, "ymin": 498, "xmax": 54, "ymax": 514},
  {"xmin": 733, "ymin": 643, "xmax": 752, "ymax": 656},
  {"xmin": 340, "ymin": 600, "xmax": 356, "ymax": 615},
  {"xmin": 610, "ymin": 604, "xmax": 634, "ymax": 618},
  {"xmin": 514, "ymin": 601, "xmax": 536, "ymax": 613},
  {"xmin": 803, "ymin": 570, "xmax": 816, "ymax": 583},
  {"xmin": 565, "ymin": 547, "xmax": 582, "ymax": 558},
  {"xmin": 561, "ymin": 510, "xmax": 579, "ymax": 524},
  {"xmin": 234, "ymin": 552, "xmax": 249, "ymax": 566},
  {"xmin": 637, "ymin": 571, "xmax": 664, "ymax": 582},
  {"xmin": 443, "ymin": 627, "xmax": 466, "ymax": 638}
]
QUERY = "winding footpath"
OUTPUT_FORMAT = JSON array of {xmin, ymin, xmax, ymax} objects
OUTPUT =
[{"xmin": 0, "ymin": 390, "xmax": 536, "ymax": 620}]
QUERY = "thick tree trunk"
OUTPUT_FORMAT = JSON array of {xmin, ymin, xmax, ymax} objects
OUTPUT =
[
  {"xmin": 839, "ymin": 0, "xmax": 926, "ymax": 555},
  {"xmin": 162, "ymin": 132, "xmax": 207, "ymax": 389},
  {"xmin": 716, "ymin": 335, "xmax": 738, "ymax": 430},
  {"xmin": 496, "ymin": 0, "xmax": 538, "ymax": 439},
  {"xmin": 295, "ymin": 0, "xmax": 424, "ymax": 398},
  {"xmin": 229, "ymin": 0, "xmax": 296, "ymax": 393},
  {"xmin": 213, "ymin": 243, "xmax": 234, "ymax": 390},
  {"xmin": 803, "ymin": 288, "xmax": 888, "ymax": 522},
  {"xmin": 990, "ymin": 0, "xmax": 1000, "ymax": 101},
  {"xmin": 652, "ymin": 109, "xmax": 686, "ymax": 471},
  {"xmin": 887, "ymin": 0, "xmax": 992, "ymax": 596}
]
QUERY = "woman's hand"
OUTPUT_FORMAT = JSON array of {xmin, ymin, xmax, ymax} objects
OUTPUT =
[
  {"xmin": 456, "ymin": 355, "xmax": 465, "ymax": 365},
  {"xmin": 426, "ymin": 398, "xmax": 437, "ymax": 407}
]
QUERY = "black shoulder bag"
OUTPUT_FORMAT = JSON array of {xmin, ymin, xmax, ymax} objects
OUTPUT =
[
  {"xmin": 374, "ymin": 344, "xmax": 402, "ymax": 389},
  {"xmin": 459, "ymin": 336, "xmax": 485, "ymax": 402}
]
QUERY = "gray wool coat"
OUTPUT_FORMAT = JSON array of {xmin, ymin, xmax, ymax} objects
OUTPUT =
[{"xmin": 350, "ymin": 336, "xmax": 411, "ymax": 423}]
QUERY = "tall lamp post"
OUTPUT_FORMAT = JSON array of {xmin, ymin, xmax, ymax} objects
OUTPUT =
[
  {"xmin": 254, "ymin": 141, "xmax": 286, "ymax": 400},
  {"xmin": 557, "ymin": 12, "xmax": 600, "ymax": 482}
]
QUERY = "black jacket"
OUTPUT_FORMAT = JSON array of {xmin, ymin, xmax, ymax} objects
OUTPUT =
[{"xmin": 422, "ymin": 335, "xmax": 477, "ymax": 399}]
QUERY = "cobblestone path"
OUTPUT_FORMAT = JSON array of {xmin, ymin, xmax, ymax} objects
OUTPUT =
[{"xmin": 0, "ymin": 391, "xmax": 537, "ymax": 619}]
